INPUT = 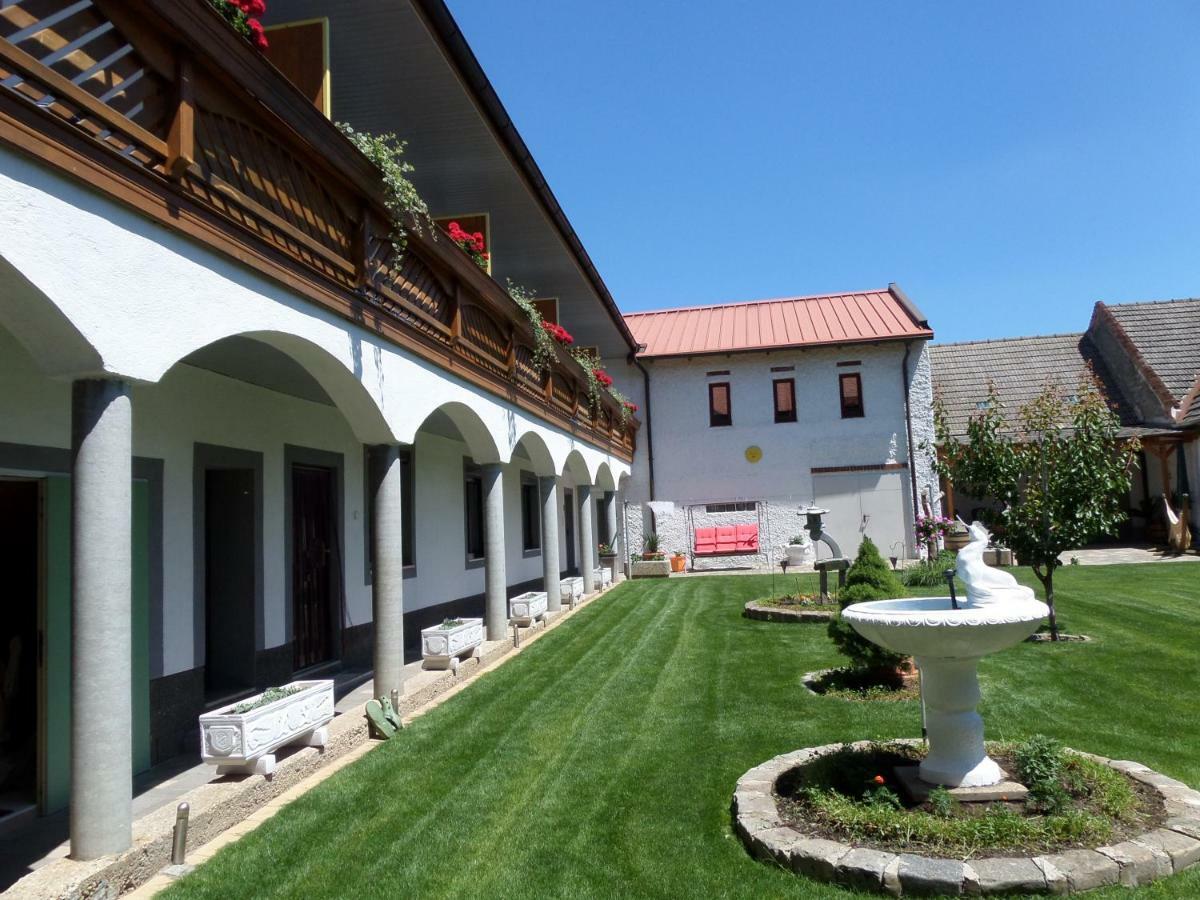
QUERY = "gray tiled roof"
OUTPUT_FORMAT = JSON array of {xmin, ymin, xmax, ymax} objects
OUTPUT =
[
  {"xmin": 1104, "ymin": 298, "xmax": 1200, "ymax": 402},
  {"xmin": 930, "ymin": 333, "xmax": 1138, "ymax": 437}
]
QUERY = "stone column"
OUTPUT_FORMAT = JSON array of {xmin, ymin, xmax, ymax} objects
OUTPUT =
[
  {"xmin": 578, "ymin": 482, "xmax": 595, "ymax": 593},
  {"xmin": 482, "ymin": 463, "xmax": 507, "ymax": 640},
  {"xmin": 540, "ymin": 476, "xmax": 561, "ymax": 612},
  {"xmin": 604, "ymin": 491, "xmax": 618, "ymax": 560},
  {"xmin": 368, "ymin": 444, "xmax": 405, "ymax": 698},
  {"xmin": 70, "ymin": 379, "xmax": 132, "ymax": 860}
]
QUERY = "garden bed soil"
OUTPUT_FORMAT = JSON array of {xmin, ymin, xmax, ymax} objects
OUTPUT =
[
  {"xmin": 804, "ymin": 667, "xmax": 920, "ymax": 702},
  {"xmin": 773, "ymin": 743, "xmax": 1165, "ymax": 858}
]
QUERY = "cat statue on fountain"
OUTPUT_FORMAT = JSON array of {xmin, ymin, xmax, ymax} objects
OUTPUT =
[{"xmin": 954, "ymin": 520, "xmax": 1035, "ymax": 608}]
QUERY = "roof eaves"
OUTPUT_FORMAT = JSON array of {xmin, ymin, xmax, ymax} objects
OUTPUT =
[
  {"xmin": 409, "ymin": 0, "xmax": 641, "ymax": 354},
  {"xmin": 636, "ymin": 328, "xmax": 933, "ymax": 360}
]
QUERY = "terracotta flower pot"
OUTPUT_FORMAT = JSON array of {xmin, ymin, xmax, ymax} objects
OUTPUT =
[{"xmin": 670, "ymin": 555, "xmax": 686, "ymax": 573}]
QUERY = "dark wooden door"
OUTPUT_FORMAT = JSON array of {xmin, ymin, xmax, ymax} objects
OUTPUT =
[
  {"xmin": 292, "ymin": 465, "xmax": 336, "ymax": 671},
  {"xmin": 563, "ymin": 488, "xmax": 576, "ymax": 574}
]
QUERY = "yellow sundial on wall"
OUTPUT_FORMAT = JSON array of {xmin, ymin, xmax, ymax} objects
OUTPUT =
[{"xmin": 744, "ymin": 446, "xmax": 763, "ymax": 463}]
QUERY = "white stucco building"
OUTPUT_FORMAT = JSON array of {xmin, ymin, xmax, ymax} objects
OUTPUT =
[
  {"xmin": 619, "ymin": 288, "xmax": 941, "ymax": 570},
  {"xmin": 0, "ymin": 0, "xmax": 637, "ymax": 863}
]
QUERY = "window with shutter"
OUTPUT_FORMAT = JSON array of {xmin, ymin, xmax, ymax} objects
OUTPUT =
[
  {"xmin": 263, "ymin": 19, "xmax": 330, "ymax": 116},
  {"xmin": 839, "ymin": 373, "xmax": 864, "ymax": 418}
]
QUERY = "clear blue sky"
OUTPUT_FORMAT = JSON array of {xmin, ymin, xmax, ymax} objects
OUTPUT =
[{"xmin": 448, "ymin": 1, "xmax": 1200, "ymax": 343}]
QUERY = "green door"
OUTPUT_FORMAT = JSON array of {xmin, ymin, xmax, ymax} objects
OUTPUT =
[{"xmin": 41, "ymin": 476, "xmax": 151, "ymax": 814}]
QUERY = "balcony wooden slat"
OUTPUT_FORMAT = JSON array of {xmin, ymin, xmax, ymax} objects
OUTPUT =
[{"xmin": 0, "ymin": 32, "xmax": 164, "ymax": 158}]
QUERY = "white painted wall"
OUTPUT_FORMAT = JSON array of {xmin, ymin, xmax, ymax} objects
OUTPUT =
[
  {"xmin": 619, "ymin": 342, "xmax": 940, "ymax": 565},
  {"xmin": 0, "ymin": 325, "xmax": 579, "ymax": 677},
  {"xmin": 0, "ymin": 147, "xmax": 629, "ymax": 487}
]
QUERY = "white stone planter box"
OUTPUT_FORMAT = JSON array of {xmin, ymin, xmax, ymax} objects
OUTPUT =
[
  {"xmin": 421, "ymin": 617, "xmax": 484, "ymax": 673},
  {"xmin": 593, "ymin": 566, "xmax": 612, "ymax": 588},
  {"xmin": 199, "ymin": 679, "xmax": 333, "ymax": 777},
  {"xmin": 509, "ymin": 591, "xmax": 548, "ymax": 626},
  {"xmin": 785, "ymin": 543, "xmax": 814, "ymax": 567},
  {"xmin": 560, "ymin": 576, "xmax": 584, "ymax": 604}
]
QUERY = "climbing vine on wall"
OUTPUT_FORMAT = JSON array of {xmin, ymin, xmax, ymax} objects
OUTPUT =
[{"xmin": 507, "ymin": 280, "xmax": 558, "ymax": 375}]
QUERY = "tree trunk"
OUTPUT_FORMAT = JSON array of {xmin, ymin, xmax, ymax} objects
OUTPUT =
[{"xmin": 1033, "ymin": 564, "xmax": 1059, "ymax": 641}]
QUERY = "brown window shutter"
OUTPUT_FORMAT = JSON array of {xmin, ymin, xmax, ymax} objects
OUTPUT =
[
  {"xmin": 263, "ymin": 20, "xmax": 330, "ymax": 116},
  {"xmin": 533, "ymin": 299, "xmax": 558, "ymax": 325}
]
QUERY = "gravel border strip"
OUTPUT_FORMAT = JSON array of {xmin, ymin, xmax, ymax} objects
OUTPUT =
[{"xmin": 733, "ymin": 740, "xmax": 1200, "ymax": 895}]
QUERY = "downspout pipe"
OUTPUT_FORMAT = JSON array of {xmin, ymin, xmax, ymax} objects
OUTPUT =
[
  {"xmin": 630, "ymin": 347, "xmax": 655, "ymax": 501},
  {"xmin": 901, "ymin": 340, "xmax": 922, "ymax": 542}
]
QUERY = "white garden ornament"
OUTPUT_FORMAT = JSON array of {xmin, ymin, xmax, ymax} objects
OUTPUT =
[
  {"xmin": 199, "ymin": 679, "xmax": 334, "ymax": 777},
  {"xmin": 421, "ymin": 617, "xmax": 484, "ymax": 673},
  {"xmin": 508, "ymin": 591, "xmax": 548, "ymax": 626},
  {"xmin": 843, "ymin": 521, "xmax": 1048, "ymax": 787}
]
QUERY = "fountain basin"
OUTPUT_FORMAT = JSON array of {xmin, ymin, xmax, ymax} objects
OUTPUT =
[
  {"xmin": 842, "ymin": 596, "xmax": 1048, "ymax": 787},
  {"xmin": 842, "ymin": 597, "xmax": 1049, "ymax": 660}
]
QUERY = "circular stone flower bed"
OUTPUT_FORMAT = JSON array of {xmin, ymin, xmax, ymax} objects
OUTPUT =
[
  {"xmin": 733, "ymin": 740, "xmax": 1200, "ymax": 895},
  {"xmin": 744, "ymin": 595, "xmax": 838, "ymax": 623}
]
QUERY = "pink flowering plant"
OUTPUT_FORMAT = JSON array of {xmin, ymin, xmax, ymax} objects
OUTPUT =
[{"xmin": 914, "ymin": 514, "xmax": 954, "ymax": 544}]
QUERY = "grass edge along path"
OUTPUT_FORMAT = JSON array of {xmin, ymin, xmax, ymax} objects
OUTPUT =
[{"xmin": 164, "ymin": 565, "xmax": 1200, "ymax": 899}]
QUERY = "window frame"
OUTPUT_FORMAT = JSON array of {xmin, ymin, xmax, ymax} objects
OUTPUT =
[
  {"xmin": 839, "ymin": 372, "xmax": 865, "ymax": 419},
  {"xmin": 463, "ymin": 460, "xmax": 485, "ymax": 568},
  {"xmin": 520, "ymin": 472, "xmax": 541, "ymax": 556},
  {"xmin": 773, "ymin": 377, "xmax": 797, "ymax": 424},
  {"xmin": 708, "ymin": 381, "xmax": 732, "ymax": 428}
]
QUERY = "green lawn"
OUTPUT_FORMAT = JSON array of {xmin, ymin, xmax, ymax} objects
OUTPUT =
[{"xmin": 166, "ymin": 565, "xmax": 1200, "ymax": 899}]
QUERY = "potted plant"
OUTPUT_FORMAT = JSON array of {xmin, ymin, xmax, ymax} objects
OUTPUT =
[
  {"xmin": 199, "ymin": 679, "xmax": 334, "ymax": 776},
  {"xmin": 641, "ymin": 533, "xmax": 664, "ymax": 560},
  {"xmin": 670, "ymin": 550, "xmax": 687, "ymax": 573},
  {"xmin": 785, "ymin": 533, "xmax": 814, "ymax": 567},
  {"xmin": 509, "ymin": 591, "xmax": 548, "ymax": 626},
  {"xmin": 420, "ymin": 616, "xmax": 484, "ymax": 673},
  {"xmin": 944, "ymin": 519, "xmax": 970, "ymax": 551}
]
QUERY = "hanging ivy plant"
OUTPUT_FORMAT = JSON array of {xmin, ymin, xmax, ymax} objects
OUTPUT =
[
  {"xmin": 571, "ymin": 348, "xmax": 606, "ymax": 412},
  {"xmin": 607, "ymin": 387, "xmax": 638, "ymax": 427},
  {"xmin": 337, "ymin": 123, "xmax": 429, "ymax": 260},
  {"xmin": 506, "ymin": 280, "xmax": 557, "ymax": 375}
]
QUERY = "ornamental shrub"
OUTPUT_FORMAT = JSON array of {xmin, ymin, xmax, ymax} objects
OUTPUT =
[{"xmin": 827, "ymin": 536, "xmax": 907, "ymax": 669}]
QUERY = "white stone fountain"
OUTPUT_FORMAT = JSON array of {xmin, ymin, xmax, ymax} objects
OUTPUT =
[{"xmin": 842, "ymin": 522, "xmax": 1048, "ymax": 787}]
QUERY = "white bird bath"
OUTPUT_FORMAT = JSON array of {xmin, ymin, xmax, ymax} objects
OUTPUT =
[{"xmin": 842, "ymin": 521, "xmax": 1048, "ymax": 788}]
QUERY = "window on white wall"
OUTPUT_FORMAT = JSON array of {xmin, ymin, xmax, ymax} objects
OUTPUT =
[
  {"xmin": 520, "ymin": 474, "xmax": 540, "ymax": 554},
  {"xmin": 839, "ymin": 373, "xmax": 864, "ymax": 419},
  {"xmin": 709, "ymin": 382, "xmax": 732, "ymax": 427},
  {"xmin": 773, "ymin": 378, "xmax": 797, "ymax": 423},
  {"xmin": 464, "ymin": 462, "xmax": 485, "ymax": 565}
]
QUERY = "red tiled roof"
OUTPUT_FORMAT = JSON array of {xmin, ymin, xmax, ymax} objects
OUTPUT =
[{"xmin": 624, "ymin": 284, "xmax": 931, "ymax": 358}]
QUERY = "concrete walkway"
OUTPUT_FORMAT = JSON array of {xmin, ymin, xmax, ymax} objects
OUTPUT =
[{"xmin": 1057, "ymin": 544, "xmax": 1200, "ymax": 565}]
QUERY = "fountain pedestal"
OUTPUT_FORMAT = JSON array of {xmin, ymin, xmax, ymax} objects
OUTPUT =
[
  {"xmin": 915, "ymin": 656, "xmax": 1002, "ymax": 787},
  {"xmin": 842, "ymin": 596, "xmax": 1048, "ymax": 789}
]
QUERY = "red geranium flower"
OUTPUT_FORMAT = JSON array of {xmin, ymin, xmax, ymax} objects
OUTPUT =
[{"xmin": 594, "ymin": 369, "xmax": 613, "ymax": 388}]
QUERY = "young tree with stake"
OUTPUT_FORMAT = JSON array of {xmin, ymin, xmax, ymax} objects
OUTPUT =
[{"xmin": 932, "ymin": 373, "xmax": 1139, "ymax": 640}]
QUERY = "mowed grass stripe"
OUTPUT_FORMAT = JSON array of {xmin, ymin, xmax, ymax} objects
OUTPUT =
[{"xmin": 165, "ymin": 564, "xmax": 1200, "ymax": 899}]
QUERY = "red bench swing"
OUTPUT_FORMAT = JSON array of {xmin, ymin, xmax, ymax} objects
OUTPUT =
[
  {"xmin": 693, "ymin": 523, "xmax": 760, "ymax": 556},
  {"xmin": 687, "ymin": 499, "xmax": 766, "ymax": 564}
]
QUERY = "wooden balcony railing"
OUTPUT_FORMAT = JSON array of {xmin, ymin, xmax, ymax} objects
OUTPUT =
[{"xmin": 0, "ymin": 0, "xmax": 636, "ymax": 460}]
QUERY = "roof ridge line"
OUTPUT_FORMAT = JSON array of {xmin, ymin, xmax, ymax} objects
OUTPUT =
[
  {"xmin": 931, "ymin": 332, "xmax": 1085, "ymax": 348},
  {"xmin": 622, "ymin": 288, "xmax": 892, "ymax": 318}
]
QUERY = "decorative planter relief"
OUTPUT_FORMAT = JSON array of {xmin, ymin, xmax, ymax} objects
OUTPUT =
[
  {"xmin": 593, "ymin": 566, "xmax": 612, "ymax": 588},
  {"xmin": 509, "ymin": 591, "xmax": 548, "ymax": 626},
  {"xmin": 560, "ymin": 576, "xmax": 584, "ymax": 604},
  {"xmin": 785, "ymin": 541, "xmax": 814, "ymax": 567},
  {"xmin": 421, "ymin": 617, "xmax": 484, "ymax": 673},
  {"xmin": 199, "ymin": 679, "xmax": 334, "ymax": 778}
]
